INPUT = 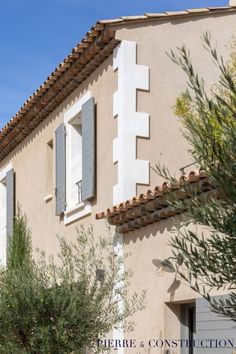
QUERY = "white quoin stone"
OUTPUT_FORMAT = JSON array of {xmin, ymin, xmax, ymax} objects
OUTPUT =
[{"xmin": 113, "ymin": 40, "xmax": 150, "ymax": 205}]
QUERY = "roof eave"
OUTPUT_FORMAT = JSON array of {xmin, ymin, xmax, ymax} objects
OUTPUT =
[{"xmin": 0, "ymin": 26, "xmax": 118, "ymax": 162}]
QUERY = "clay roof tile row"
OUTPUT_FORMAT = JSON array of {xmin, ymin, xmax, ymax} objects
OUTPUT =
[
  {"xmin": 96, "ymin": 170, "xmax": 209, "ymax": 219},
  {"xmin": 96, "ymin": 171, "xmax": 218, "ymax": 233}
]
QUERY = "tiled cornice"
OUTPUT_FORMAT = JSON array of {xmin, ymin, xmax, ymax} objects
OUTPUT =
[{"xmin": 96, "ymin": 171, "xmax": 218, "ymax": 233}]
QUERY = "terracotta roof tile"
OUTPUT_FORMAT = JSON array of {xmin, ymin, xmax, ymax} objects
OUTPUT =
[
  {"xmin": 98, "ymin": 19, "xmax": 124, "ymax": 24},
  {"xmin": 120, "ymin": 15, "xmax": 148, "ymax": 21},
  {"xmin": 186, "ymin": 8, "xmax": 210, "ymax": 13},
  {"xmin": 165, "ymin": 11, "xmax": 189, "ymax": 16},
  {"xmin": 95, "ymin": 171, "xmax": 217, "ymax": 233},
  {"xmin": 144, "ymin": 13, "xmax": 168, "ymax": 18},
  {"xmin": 207, "ymin": 6, "xmax": 231, "ymax": 10}
]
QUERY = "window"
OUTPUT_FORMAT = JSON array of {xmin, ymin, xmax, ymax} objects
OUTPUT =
[
  {"xmin": 0, "ymin": 177, "xmax": 7, "ymax": 266},
  {"xmin": 0, "ymin": 164, "xmax": 15, "ymax": 266},
  {"xmin": 66, "ymin": 113, "xmax": 82, "ymax": 208},
  {"xmin": 55, "ymin": 92, "xmax": 95, "ymax": 224}
]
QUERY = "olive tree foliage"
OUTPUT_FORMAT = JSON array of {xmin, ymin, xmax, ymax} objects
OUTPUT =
[
  {"xmin": 155, "ymin": 33, "xmax": 236, "ymax": 321},
  {"xmin": 0, "ymin": 211, "xmax": 145, "ymax": 353}
]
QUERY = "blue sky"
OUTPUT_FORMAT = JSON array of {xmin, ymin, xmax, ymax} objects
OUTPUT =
[{"xmin": 0, "ymin": 0, "xmax": 228, "ymax": 129}]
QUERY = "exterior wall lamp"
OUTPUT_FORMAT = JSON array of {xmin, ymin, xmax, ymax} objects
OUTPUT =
[{"xmin": 152, "ymin": 254, "xmax": 184, "ymax": 276}]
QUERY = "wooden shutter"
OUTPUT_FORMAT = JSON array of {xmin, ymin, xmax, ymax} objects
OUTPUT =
[
  {"xmin": 195, "ymin": 297, "xmax": 236, "ymax": 354},
  {"xmin": 6, "ymin": 168, "xmax": 15, "ymax": 245},
  {"xmin": 82, "ymin": 97, "xmax": 96, "ymax": 201},
  {"xmin": 55, "ymin": 124, "xmax": 66, "ymax": 215}
]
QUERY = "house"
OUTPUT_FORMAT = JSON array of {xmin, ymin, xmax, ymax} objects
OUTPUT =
[{"xmin": 0, "ymin": 3, "xmax": 236, "ymax": 354}]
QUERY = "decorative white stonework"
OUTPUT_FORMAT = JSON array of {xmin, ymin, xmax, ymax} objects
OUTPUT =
[
  {"xmin": 112, "ymin": 41, "xmax": 150, "ymax": 354},
  {"xmin": 113, "ymin": 40, "xmax": 150, "ymax": 205}
]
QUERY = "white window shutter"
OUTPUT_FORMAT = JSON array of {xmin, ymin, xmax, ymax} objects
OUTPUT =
[{"xmin": 195, "ymin": 296, "xmax": 236, "ymax": 353}]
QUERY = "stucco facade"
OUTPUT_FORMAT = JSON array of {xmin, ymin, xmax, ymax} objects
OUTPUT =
[{"xmin": 1, "ymin": 6, "xmax": 236, "ymax": 354}]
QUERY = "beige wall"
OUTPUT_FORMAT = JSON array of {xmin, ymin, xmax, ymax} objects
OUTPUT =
[
  {"xmin": 0, "ymin": 11, "xmax": 236, "ymax": 352},
  {"xmin": 115, "ymin": 12, "xmax": 236, "ymax": 193},
  {"xmin": 123, "ymin": 219, "xmax": 199, "ymax": 354},
  {"xmin": 112, "ymin": 12, "xmax": 236, "ymax": 353},
  {"xmin": 0, "ymin": 55, "xmax": 117, "ymax": 255}
]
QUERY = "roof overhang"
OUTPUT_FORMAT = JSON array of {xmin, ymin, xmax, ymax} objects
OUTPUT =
[
  {"xmin": 0, "ymin": 25, "xmax": 118, "ymax": 162},
  {"xmin": 96, "ymin": 172, "xmax": 218, "ymax": 234}
]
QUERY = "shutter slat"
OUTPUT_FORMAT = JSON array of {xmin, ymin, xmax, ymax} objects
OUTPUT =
[
  {"xmin": 6, "ymin": 168, "xmax": 15, "ymax": 246},
  {"xmin": 55, "ymin": 124, "xmax": 66, "ymax": 215},
  {"xmin": 82, "ymin": 97, "xmax": 96, "ymax": 201},
  {"xmin": 195, "ymin": 296, "xmax": 236, "ymax": 354}
]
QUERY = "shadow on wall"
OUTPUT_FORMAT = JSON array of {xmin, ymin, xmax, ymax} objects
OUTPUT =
[
  {"xmin": 123, "ymin": 213, "xmax": 185, "ymax": 245},
  {"xmin": 167, "ymin": 278, "xmax": 181, "ymax": 301}
]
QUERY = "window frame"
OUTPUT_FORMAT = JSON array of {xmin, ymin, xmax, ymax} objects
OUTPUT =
[
  {"xmin": 0, "ymin": 163, "xmax": 13, "ymax": 266},
  {"xmin": 181, "ymin": 302, "xmax": 196, "ymax": 354},
  {"xmin": 63, "ymin": 92, "xmax": 92, "ymax": 225}
]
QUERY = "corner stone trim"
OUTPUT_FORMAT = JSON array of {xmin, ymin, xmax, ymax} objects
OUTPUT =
[{"xmin": 113, "ymin": 40, "xmax": 150, "ymax": 205}]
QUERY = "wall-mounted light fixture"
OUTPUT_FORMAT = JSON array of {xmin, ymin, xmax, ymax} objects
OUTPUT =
[{"xmin": 152, "ymin": 254, "xmax": 184, "ymax": 276}]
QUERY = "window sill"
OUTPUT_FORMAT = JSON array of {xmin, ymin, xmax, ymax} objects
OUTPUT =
[{"xmin": 64, "ymin": 202, "xmax": 91, "ymax": 225}]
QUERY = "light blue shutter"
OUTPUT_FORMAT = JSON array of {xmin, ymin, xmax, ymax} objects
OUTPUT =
[
  {"xmin": 82, "ymin": 97, "xmax": 96, "ymax": 201},
  {"xmin": 195, "ymin": 297, "xmax": 236, "ymax": 353},
  {"xmin": 55, "ymin": 124, "xmax": 66, "ymax": 215},
  {"xmin": 6, "ymin": 168, "xmax": 15, "ymax": 245}
]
